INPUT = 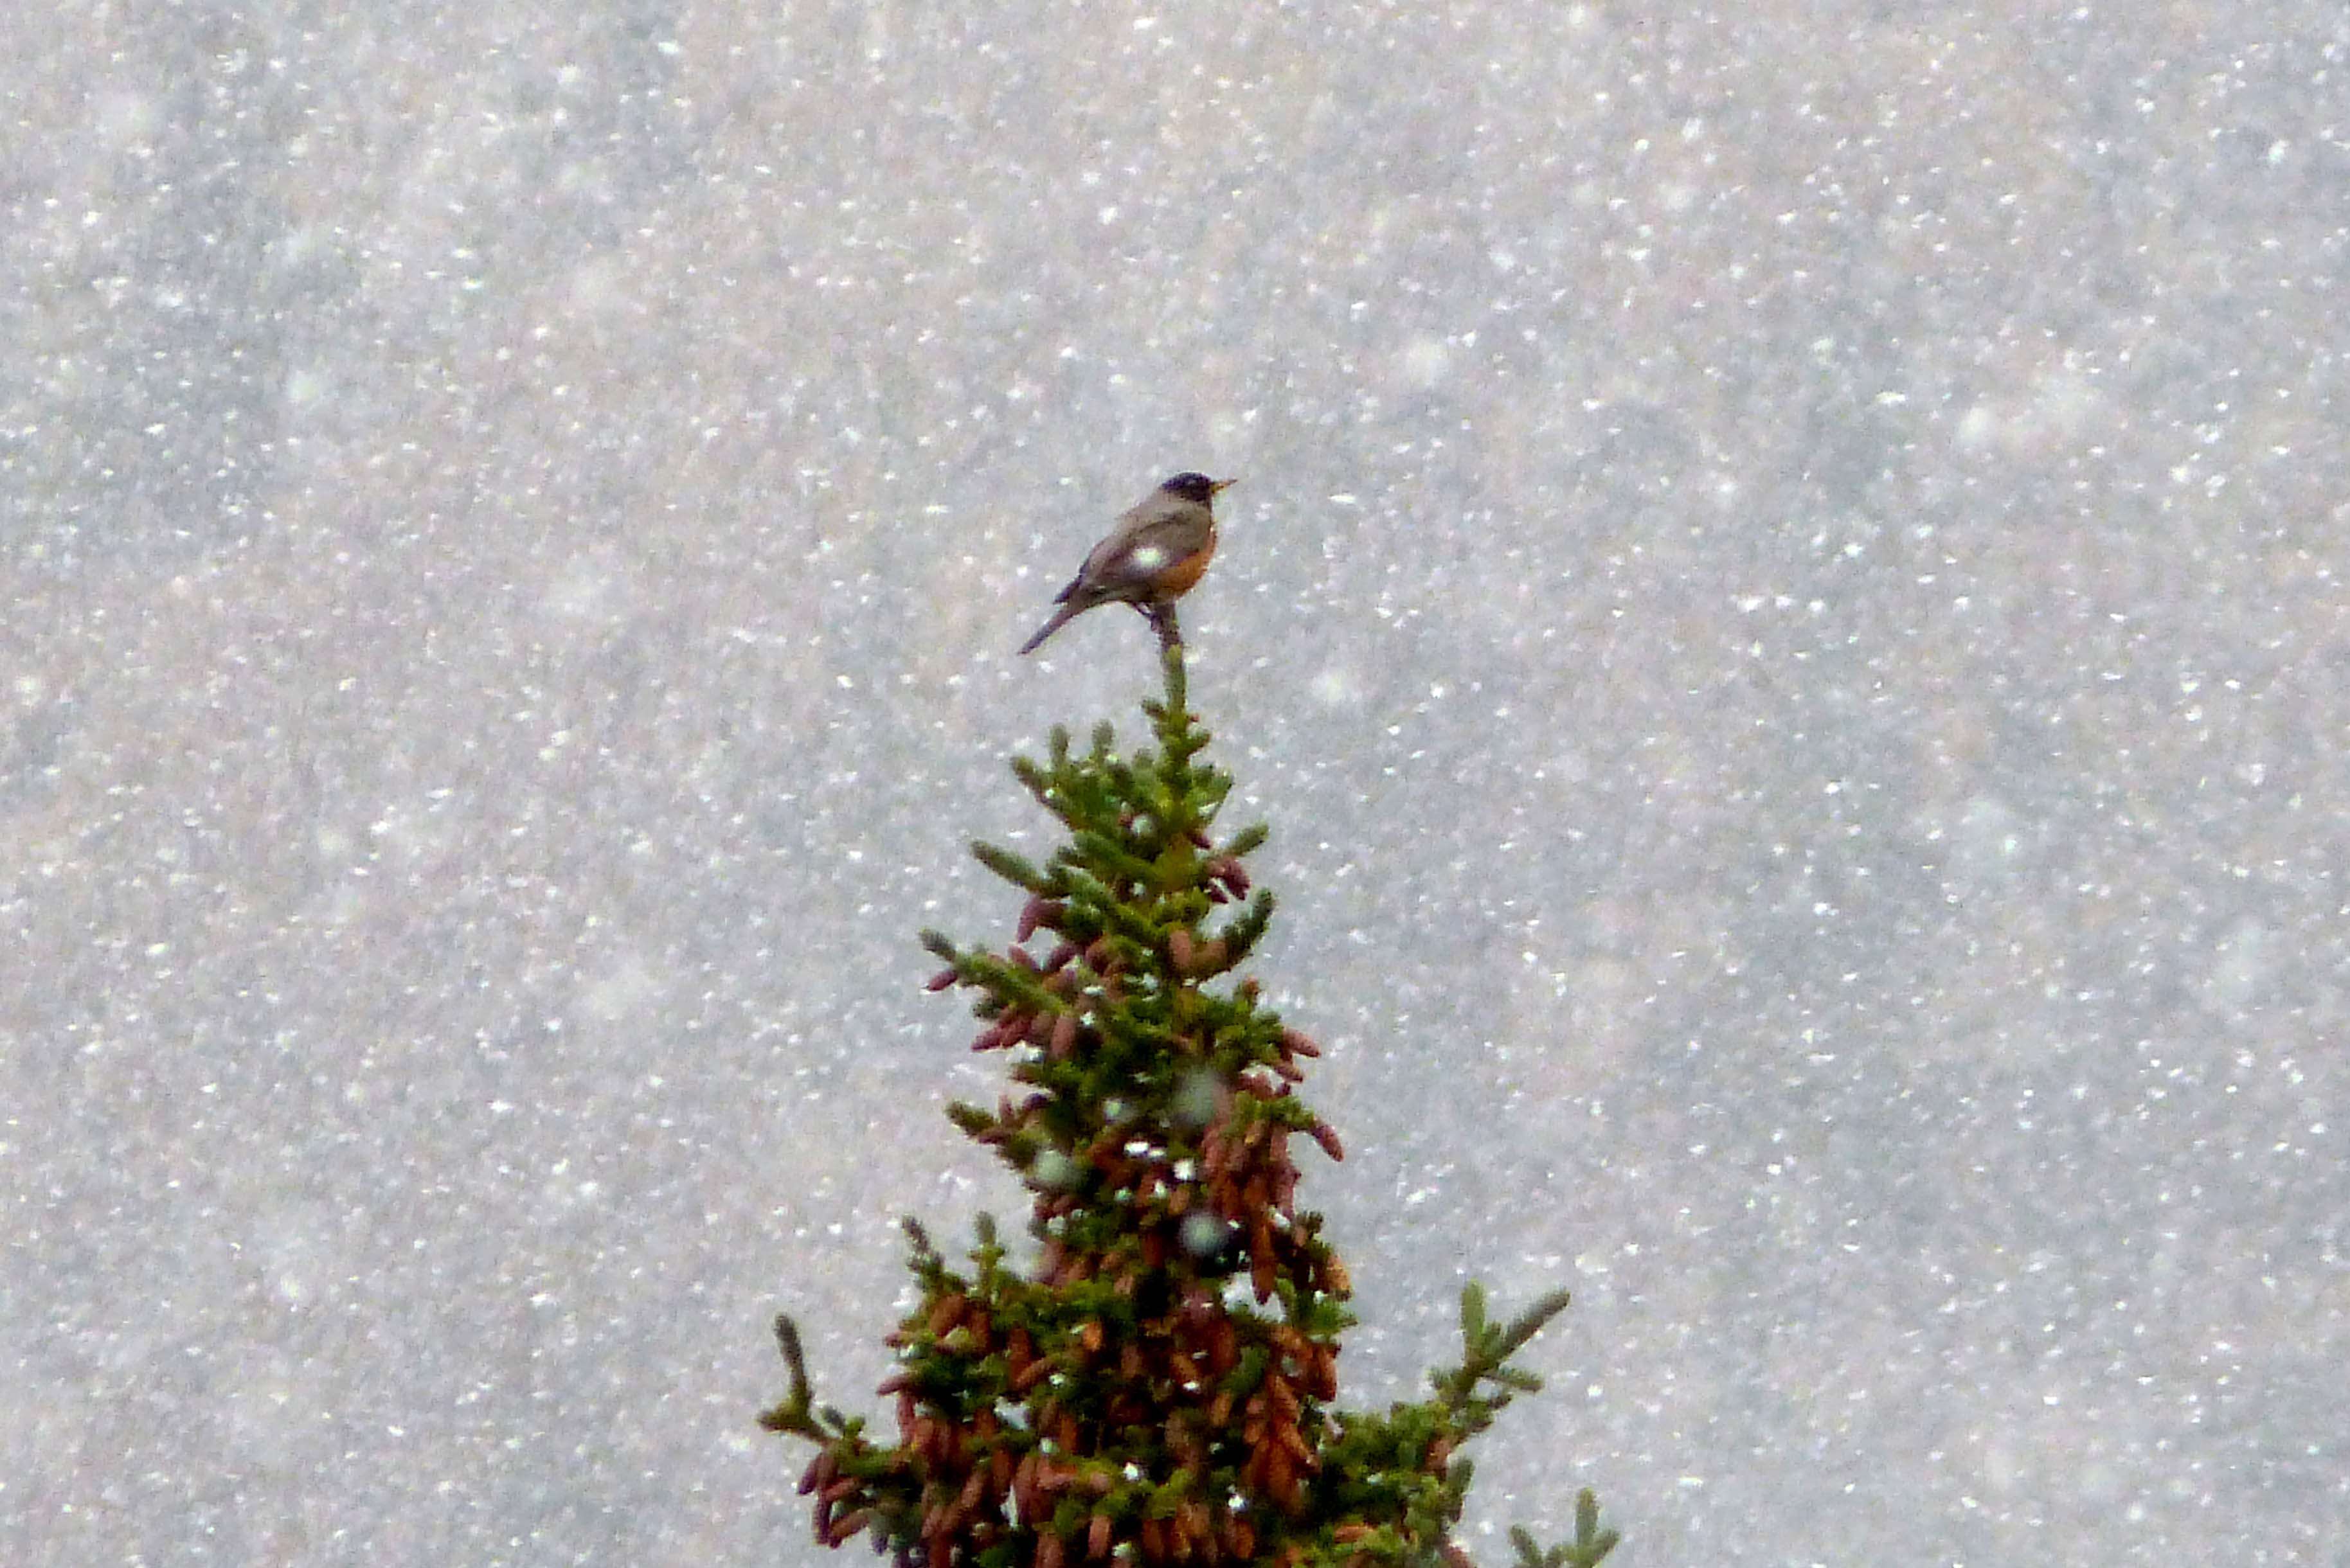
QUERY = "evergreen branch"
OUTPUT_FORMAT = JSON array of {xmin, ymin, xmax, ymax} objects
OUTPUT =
[
  {"xmin": 1157, "ymin": 643, "xmax": 1187, "ymax": 720},
  {"xmin": 1058, "ymin": 866, "xmax": 1169, "ymax": 948},
  {"xmin": 1495, "ymin": 1288, "xmax": 1575, "ymax": 1362},
  {"xmin": 970, "ymin": 1212, "xmax": 1007, "ymax": 1287},
  {"xmin": 759, "ymin": 1314, "xmax": 861, "ymax": 1444},
  {"xmin": 1432, "ymin": 1283, "xmax": 1574, "ymax": 1421},
  {"xmin": 763, "ymin": 1314, "xmax": 816, "ymax": 1434},
  {"xmin": 935, "ymin": 945, "xmax": 1072, "ymax": 1019},
  {"xmin": 1577, "ymin": 1490, "xmax": 1619, "ymax": 1563},
  {"xmin": 901, "ymin": 1216, "xmax": 947, "ymax": 1279},
  {"xmin": 1010, "ymin": 754, "xmax": 1056, "ymax": 806},
  {"xmin": 1218, "ymin": 888, "xmax": 1277, "ymax": 963},
  {"xmin": 973, "ymin": 840, "xmax": 1055, "ymax": 893},
  {"xmin": 1069, "ymin": 829, "xmax": 1162, "ymax": 888},
  {"xmin": 1505, "ymin": 1490, "xmax": 1620, "ymax": 1568}
]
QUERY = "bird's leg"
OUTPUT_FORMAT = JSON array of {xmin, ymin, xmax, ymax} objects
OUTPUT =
[{"xmin": 1145, "ymin": 601, "xmax": 1183, "ymax": 653}]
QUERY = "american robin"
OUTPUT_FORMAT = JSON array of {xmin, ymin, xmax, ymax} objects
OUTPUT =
[{"xmin": 1017, "ymin": 472, "xmax": 1235, "ymax": 655}]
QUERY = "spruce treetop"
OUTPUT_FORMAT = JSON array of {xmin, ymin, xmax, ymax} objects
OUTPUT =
[{"xmin": 765, "ymin": 646, "xmax": 1615, "ymax": 1568}]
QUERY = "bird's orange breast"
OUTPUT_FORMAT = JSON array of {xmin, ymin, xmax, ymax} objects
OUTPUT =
[{"xmin": 1145, "ymin": 530, "xmax": 1217, "ymax": 600}]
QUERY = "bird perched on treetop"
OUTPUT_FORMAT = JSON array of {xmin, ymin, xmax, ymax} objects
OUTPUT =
[{"xmin": 1017, "ymin": 472, "xmax": 1235, "ymax": 655}]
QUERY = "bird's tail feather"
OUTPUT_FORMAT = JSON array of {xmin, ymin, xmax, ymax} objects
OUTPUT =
[{"xmin": 1018, "ymin": 601, "xmax": 1081, "ymax": 655}]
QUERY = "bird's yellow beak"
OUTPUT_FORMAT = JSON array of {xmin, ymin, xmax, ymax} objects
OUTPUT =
[{"xmin": 1210, "ymin": 477, "xmax": 1238, "ymax": 495}]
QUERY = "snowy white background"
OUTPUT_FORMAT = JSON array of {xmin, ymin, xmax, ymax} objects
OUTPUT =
[{"xmin": 8, "ymin": 3, "xmax": 2346, "ymax": 1564}]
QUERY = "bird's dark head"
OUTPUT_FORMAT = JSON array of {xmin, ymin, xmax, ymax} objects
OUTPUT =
[{"xmin": 1162, "ymin": 472, "xmax": 1235, "ymax": 504}]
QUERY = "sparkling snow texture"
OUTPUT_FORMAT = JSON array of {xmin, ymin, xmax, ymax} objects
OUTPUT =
[{"xmin": 7, "ymin": 5, "xmax": 2346, "ymax": 1564}]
